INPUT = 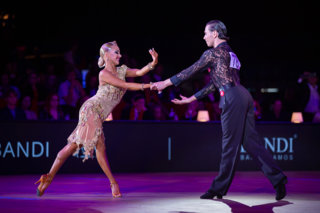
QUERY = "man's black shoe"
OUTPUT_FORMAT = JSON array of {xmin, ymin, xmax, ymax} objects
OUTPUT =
[
  {"xmin": 275, "ymin": 178, "xmax": 287, "ymax": 200},
  {"xmin": 200, "ymin": 190, "xmax": 223, "ymax": 199}
]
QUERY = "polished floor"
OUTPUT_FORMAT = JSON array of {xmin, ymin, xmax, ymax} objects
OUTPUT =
[{"xmin": 0, "ymin": 171, "xmax": 319, "ymax": 213}]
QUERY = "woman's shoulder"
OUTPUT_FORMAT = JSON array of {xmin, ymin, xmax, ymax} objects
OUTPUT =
[
  {"xmin": 117, "ymin": 64, "xmax": 128, "ymax": 77},
  {"xmin": 117, "ymin": 64, "xmax": 128, "ymax": 72}
]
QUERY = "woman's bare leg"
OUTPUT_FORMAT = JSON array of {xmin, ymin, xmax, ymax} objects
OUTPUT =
[
  {"xmin": 36, "ymin": 142, "xmax": 78, "ymax": 196},
  {"xmin": 96, "ymin": 138, "xmax": 121, "ymax": 197},
  {"xmin": 48, "ymin": 142, "xmax": 78, "ymax": 177}
]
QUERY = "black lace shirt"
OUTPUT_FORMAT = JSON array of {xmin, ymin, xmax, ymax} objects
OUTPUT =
[{"xmin": 170, "ymin": 42, "xmax": 241, "ymax": 100}]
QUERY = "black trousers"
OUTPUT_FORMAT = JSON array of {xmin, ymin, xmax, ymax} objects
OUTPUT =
[{"xmin": 210, "ymin": 85, "xmax": 286, "ymax": 195}]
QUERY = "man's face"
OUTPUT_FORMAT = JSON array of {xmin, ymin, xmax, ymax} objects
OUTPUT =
[{"xmin": 203, "ymin": 25, "xmax": 215, "ymax": 47}]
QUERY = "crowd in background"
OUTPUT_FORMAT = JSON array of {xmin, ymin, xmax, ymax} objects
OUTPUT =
[{"xmin": 0, "ymin": 43, "xmax": 319, "ymax": 123}]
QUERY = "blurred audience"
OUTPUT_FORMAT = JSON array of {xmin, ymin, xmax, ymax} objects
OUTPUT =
[
  {"xmin": 262, "ymin": 99, "xmax": 290, "ymax": 121},
  {"xmin": 1, "ymin": 43, "xmax": 320, "ymax": 124},
  {"xmin": 64, "ymin": 41, "xmax": 81, "ymax": 80},
  {"xmin": 144, "ymin": 103, "xmax": 168, "ymax": 121},
  {"xmin": 253, "ymin": 100, "xmax": 262, "ymax": 120},
  {"xmin": 183, "ymin": 100, "xmax": 200, "ymax": 120}
]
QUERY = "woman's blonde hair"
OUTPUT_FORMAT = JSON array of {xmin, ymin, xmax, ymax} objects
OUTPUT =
[{"xmin": 97, "ymin": 41, "xmax": 118, "ymax": 68}]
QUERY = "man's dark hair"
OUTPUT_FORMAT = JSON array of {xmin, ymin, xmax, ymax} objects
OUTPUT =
[{"xmin": 206, "ymin": 20, "xmax": 230, "ymax": 41}]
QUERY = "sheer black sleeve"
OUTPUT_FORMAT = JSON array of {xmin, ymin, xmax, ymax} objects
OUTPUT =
[
  {"xmin": 170, "ymin": 49, "xmax": 213, "ymax": 86},
  {"xmin": 194, "ymin": 81, "xmax": 216, "ymax": 100}
]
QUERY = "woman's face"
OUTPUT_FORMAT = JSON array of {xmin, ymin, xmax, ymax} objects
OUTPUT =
[{"xmin": 106, "ymin": 46, "xmax": 122, "ymax": 65}]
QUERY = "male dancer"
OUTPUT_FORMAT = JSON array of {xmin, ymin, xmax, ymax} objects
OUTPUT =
[{"xmin": 152, "ymin": 20, "xmax": 287, "ymax": 200}]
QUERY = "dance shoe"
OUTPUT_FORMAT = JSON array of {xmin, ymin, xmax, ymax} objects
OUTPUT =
[
  {"xmin": 35, "ymin": 173, "xmax": 53, "ymax": 197},
  {"xmin": 275, "ymin": 177, "xmax": 287, "ymax": 200},
  {"xmin": 110, "ymin": 182, "xmax": 122, "ymax": 198},
  {"xmin": 200, "ymin": 190, "xmax": 223, "ymax": 199}
]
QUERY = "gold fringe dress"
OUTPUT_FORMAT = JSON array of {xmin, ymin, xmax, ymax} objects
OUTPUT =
[{"xmin": 67, "ymin": 65, "xmax": 127, "ymax": 162}]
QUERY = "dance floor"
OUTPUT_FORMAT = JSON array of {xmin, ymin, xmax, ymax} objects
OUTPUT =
[{"xmin": 0, "ymin": 171, "xmax": 319, "ymax": 213}]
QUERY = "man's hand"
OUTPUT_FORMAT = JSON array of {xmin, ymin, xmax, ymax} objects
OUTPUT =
[
  {"xmin": 151, "ymin": 79, "xmax": 173, "ymax": 94},
  {"xmin": 151, "ymin": 81, "xmax": 166, "ymax": 91},
  {"xmin": 171, "ymin": 95, "xmax": 196, "ymax": 105}
]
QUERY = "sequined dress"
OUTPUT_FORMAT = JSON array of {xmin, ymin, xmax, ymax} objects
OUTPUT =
[{"xmin": 67, "ymin": 65, "xmax": 127, "ymax": 162}]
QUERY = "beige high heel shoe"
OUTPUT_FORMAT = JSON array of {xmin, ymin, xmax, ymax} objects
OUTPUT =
[
  {"xmin": 110, "ymin": 182, "xmax": 122, "ymax": 198},
  {"xmin": 34, "ymin": 174, "xmax": 53, "ymax": 197}
]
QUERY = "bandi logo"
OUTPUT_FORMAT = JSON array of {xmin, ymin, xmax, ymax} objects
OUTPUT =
[
  {"xmin": 240, "ymin": 134, "xmax": 297, "ymax": 161},
  {"xmin": 0, "ymin": 141, "xmax": 49, "ymax": 158}
]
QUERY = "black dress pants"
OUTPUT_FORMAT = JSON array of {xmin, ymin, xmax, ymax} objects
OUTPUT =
[{"xmin": 210, "ymin": 85, "xmax": 286, "ymax": 195}]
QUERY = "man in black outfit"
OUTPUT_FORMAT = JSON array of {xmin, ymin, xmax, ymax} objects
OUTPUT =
[{"xmin": 151, "ymin": 20, "xmax": 287, "ymax": 200}]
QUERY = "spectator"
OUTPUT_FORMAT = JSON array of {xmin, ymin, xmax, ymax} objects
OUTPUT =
[
  {"xmin": 0, "ymin": 72, "xmax": 21, "ymax": 108},
  {"xmin": 20, "ymin": 71, "xmax": 46, "ymax": 114},
  {"xmin": 121, "ymin": 93, "xmax": 147, "ymax": 120},
  {"xmin": 42, "ymin": 64, "xmax": 59, "ymax": 94},
  {"xmin": 58, "ymin": 68, "xmax": 86, "ymax": 119},
  {"xmin": 45, "ymin": 73, "xmax": 59, "ymax": 94},
  {"xmin": 39, "ymin": 93, "xmax": 65, "ymax": 120},
  {"xmin": 20, "ymin": 95, "xmax": 38, "ymax": 120},
  {"xmin": 0, "ymin": 89, "xmax": 26, "ymax": 120},
  {"xmin": 167, "ymin": 107, "xmax": 179, "ymax": 121},
  {"xmin": 262, "ymin": 99, "xmax": 290, "ymax": 121}
]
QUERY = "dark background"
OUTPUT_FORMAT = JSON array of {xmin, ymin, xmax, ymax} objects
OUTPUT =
[{"xmin": 1, "ymin": 1, "xmax": 319, "ymax": 90}]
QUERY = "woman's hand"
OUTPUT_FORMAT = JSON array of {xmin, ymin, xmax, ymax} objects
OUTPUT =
[{"xmin": 149, "ymin": 48, "xmax": 158, "ymax": 66}]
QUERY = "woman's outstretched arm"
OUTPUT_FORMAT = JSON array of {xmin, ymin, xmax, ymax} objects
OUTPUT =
[{"xmin": 125, "ymin": 48, "xmax": 158, "ymax": 77}]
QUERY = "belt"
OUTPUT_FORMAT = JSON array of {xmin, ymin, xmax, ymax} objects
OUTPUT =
[{"xmin": 219, "ymin": 82, "xmax": 236, "ymax": 96}]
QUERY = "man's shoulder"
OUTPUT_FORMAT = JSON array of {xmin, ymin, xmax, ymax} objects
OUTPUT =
[
  {"xmin": 202, "ymin": 48, "xmax": 215, "ymax": 56},
  {"xmin": 211, "ymin": 46, "xmax": 229, "ymax": 57}
]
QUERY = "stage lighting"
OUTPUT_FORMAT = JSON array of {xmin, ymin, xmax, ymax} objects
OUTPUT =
[
  {"xmin": 291, "ymin": 112, "xmax": 303, "ymax": 123},
  {"xmin": 197, "ymin": 110, "xmax": 210, "ymax": 122},
  {"xmin": 105, "ymin": 113, "xmax": 113, "ymax": 121}
]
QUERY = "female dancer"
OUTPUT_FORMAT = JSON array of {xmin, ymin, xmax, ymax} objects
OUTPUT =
[{"xmin": 35, "ymin": 41, "xmax": 158, "ymax": 198}]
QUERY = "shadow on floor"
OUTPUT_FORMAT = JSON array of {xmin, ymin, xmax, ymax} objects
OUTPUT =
[{"xmin": 214, "ymin": 199, "xmax": 293, "ymax": 213}]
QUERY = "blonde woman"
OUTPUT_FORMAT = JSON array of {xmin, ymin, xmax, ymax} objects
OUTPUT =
[{"xmin": 35, "ymin": 41, "xmax": 158, "ymax": 198}]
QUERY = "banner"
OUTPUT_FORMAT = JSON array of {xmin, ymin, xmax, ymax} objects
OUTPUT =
[{"xmin": 0, "ymin": 121, "xmax": 319, "ymax": 174}]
